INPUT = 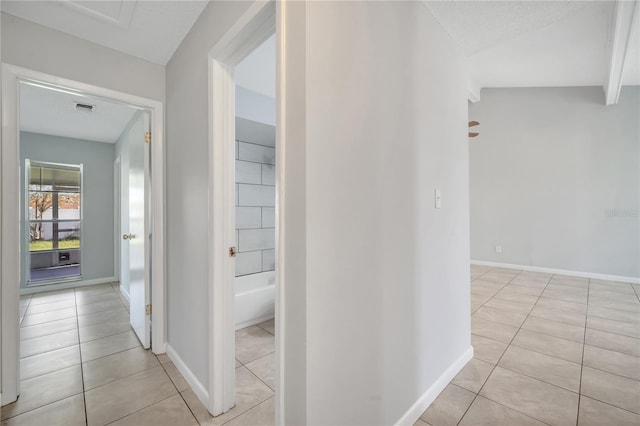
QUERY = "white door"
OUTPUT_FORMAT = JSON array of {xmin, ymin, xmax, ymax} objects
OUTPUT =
[{"xmin": 124, "ymin": 111, "xmax": 151, "ymax": 348}]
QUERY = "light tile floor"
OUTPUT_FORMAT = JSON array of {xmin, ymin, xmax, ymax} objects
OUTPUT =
[
  {"xmin": 4, "ymin": 267, "xmax": 639, "ymax": 426},
  {"xmin": 1, "ymin": 283, "xmax": 275, "ymax": 426},
  {"xmin": 418, "ymin": 265, "xmax": 640, "ymax": 426}
]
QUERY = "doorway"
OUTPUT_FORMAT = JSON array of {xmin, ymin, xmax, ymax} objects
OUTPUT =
[
  {"xmin": 1, "ymin": 64, "xmax": 166, "ymax": 406},
  {"xmin": 207, "ymin": 0, "xmax": 277, "ymax": 420},
  {"xmin": 229, "ymin": 33, "xmax": 277, "ymax": 421}
]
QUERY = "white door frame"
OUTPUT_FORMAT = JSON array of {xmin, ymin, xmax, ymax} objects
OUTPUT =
[
  {"xmin": 207, "ymin": 0, "xmax": 276, "ymax": 417},
  {"xmin": 114, "ymin": 156, "xmax": 121, "ymax": 288},
  {"xmin": 0, "ymin": 64, "xmax": 166, "ymax": 405}
]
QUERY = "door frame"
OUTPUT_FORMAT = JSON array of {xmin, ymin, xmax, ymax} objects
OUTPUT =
[
  {"xmin": 114, "ymin": 156, "xmax": 121, "ymax": 287},
  {"xmin": 207, "ymin": 0, "xmax": 276, "ymax": 417},
  {"xmin": 0, "ymin": 64, "xmax": 166, "ymax": 405}
]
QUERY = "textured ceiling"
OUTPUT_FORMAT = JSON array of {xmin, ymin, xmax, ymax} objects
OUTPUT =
[
  {"xmin": 424, "ymin": 1, "xmax": 639, "ymax": 89},
  {"xmin": 470, "ymin": 2, "xmax": 616, "ymax": 88},
  {"xmin": 424, "ymin": 1, "xmax": 591, "ymax": 55},
  {"xmin": 20, "ymin": 82, "xmax": 137, "ymax": 144},
  {"xmin": 0, "ymin": 0, "xmax": 208, "ymax": 64}
]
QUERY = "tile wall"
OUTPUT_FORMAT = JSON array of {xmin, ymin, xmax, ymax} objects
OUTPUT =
[{"xmin": 235, "ymin": 118, "xmax": 276, "ymax": 277}]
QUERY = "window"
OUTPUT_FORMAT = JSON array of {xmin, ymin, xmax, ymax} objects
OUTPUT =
[{"xmin": 27, "ymin": 161, "xmax": 82, "ymax": 282}]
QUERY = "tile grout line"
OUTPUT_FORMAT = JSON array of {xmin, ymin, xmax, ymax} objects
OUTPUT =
[
  {"xmin": 587, "ymin": 312, "xmax": 640, "ymax": 328},
  {"xmin": 469, "ymin": 271, "xmax": 511, "ymax": 314},
  {"xmin": 22, "ymin": 295, "xmax": 122, "ymax": 323},
  {"xmin": 469, "ymin": 272, "xmax": 640, "ymax": 422},
  {"xmin": 470, "ymin": 291, "xmax": 600, "ymax": 394},
  {"xmin": 458, "ymin": 267, "xmax": 510, "ymax": 423},
  {"xmin": 18, "ymin": 295, "xmax": 31, "ymax": 326},
  {"xmin": 255, "ymin": 321, "xmax": 275, "ymax": 336},
  {"xmin": 457, "ymin": 268, "xmax": 543, "ymax": 425},
  {"xmin": 632, "ymin": 283, "xmax": 640, "ymax": 303},
  {"xmin": 21, "ymin": 324, "xmax": 135, "ymax": 368},
  {"xmin": 220, "ymin": 396, "xmax": 275, "ymax": 426},
  {"xmin": 18, "ymin": 354, "xmax": 81, "ymax": 383},
  {"xmin": 446, "ymin": 382, "xmax": 548, "ymax": 426},
  {"xmin": 23, "ymin": 301, "xmax": 75, "ymax": 315},
  {"xmin": 580, "ymin": 341, "xmax": 640, "ymax": 360},
  {"xmin": 173, "ymin": 381, "xmax": 202, "ymax": 425},
  {"xmin": 5, "ymin": 291, "xmax": 90, "ymax": 421},
  {"xmin": 102, "ymin": 393, "xmax": 190, "ymax": 426},
  {"xmin": 78, "ymin": 324, "xmax": 135, "ymax": 345},
  {"xmin": 10, "ymin": 286, "xmax": 163, "ymax": 424},
  {"xmin": 470, "ymin": 315, "xmax": 640, "ymax": 372},
  {"xmin": 576, "ymin": 278, "xmax": 591, "ymax": 426},
  {"xmin": 19, "ymin": 336, "xmax": 79, "ymax": 359},
  {"xmin": 73, "ymin": 288, "xmax": 90, "ymax": 426},
  {"xmin": 459, "ymin": 270, "xmax": 576, "ymax": 426},
  {"xmin": 243, "ymin": 352, "xmax": 277, "ymax": 393}
]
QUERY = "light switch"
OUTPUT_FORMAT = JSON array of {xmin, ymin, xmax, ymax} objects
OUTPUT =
[{"xmin": 435, "ymin": 189, "xmax": 442, "ymax": 209}]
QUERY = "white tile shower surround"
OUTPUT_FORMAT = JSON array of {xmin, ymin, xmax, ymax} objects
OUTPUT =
[
  {"xmin": 418, "ymin": 265, "xmax": 640, "ymax": 426},
  {"xmin": 3, "ymin": 266, "xmax": 639, "ymax": 425},
  {"xmin": 3, "ymin": 283, "xmax": 275, "ymax": 426},
  {"xmin": 235, "ymin": 118, "xmax": 277, "ymax": 278}
]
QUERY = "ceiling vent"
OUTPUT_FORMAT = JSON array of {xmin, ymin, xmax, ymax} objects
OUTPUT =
[{"xmin": 75, "ymin": 102, "xmax": 95, "ymax": 113}]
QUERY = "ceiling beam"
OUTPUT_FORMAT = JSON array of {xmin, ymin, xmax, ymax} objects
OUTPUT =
[
  {"xmin": 604, "ymin": 0, "xmax": 638, "ymax": 106},
  {"xmin": 468, "ymin": 79, "xmax": 481, "ymax": 103}
]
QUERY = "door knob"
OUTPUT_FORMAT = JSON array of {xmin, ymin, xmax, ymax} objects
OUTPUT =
[
  {"xmin": 122, "ymin": 234, "xmax": 135, "ymax": 240},
  {"xmin": 229, "ymin": 247, "xmax": 236, "ymax": 257}
]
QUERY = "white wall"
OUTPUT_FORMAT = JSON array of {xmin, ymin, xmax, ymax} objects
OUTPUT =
[
  {"xmin": 235, "ymin": 33, "xmax": 275, "ymax": 99},
  {"xmin": 469, "ymin": 87, "xmax": 640, "ymax": 279},
  {"xmin": 236, "ymin": 86, "xmax": 275, "ymax": 126},
  {"xmin": 301, "ymin": 2, "xmax": 470, "ymax": 424},
  {"xmin": 0, "ymin": 8, "xmax": 164, "ymax": 407},
  {"xmin": 166, "ymin": 2, "xmax": 469, "ymax": 422},
  {"xmin": 1, "ymin": 12, "xmax": 164, "ymax": 102},
  {"xmin": 20, "ymin": 132, "xmax": 115, "ymax": 287},
  {"xmin": 165, "ymin": 0, "xmax": 254, "ymax": 394}
]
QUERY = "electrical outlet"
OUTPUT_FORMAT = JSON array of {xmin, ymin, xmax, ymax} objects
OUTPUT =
[{"xmin": 495, "ymin": 245, "xmax": 502, "ymax": 253}]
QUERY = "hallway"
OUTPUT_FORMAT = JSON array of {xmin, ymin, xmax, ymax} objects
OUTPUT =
[
  {"xmin": 1, "ymin": 283, "xmax": 275, "ymax": 426},
  {"xmin": 418, "ymin": 265, "xmax": 640, "ymax": 426}
]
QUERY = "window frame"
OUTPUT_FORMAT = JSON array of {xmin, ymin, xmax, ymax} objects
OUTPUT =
[{"xmin": 25, "ymin": 159, "xmax": 84, "ymax": 285}]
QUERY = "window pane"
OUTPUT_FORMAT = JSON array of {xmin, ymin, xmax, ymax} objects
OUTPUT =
[
  {"xmin": 58, "ymin": 222, "xmax": 80, "ymax": 249},
  {"xmin": 53, "ymin": 168, "xmax": 80, "ymax": 188},
  {"xmin": 29, "ymin": 164, "xmax": 80, "ymax": 189},
  {"xmin": 29, "ymin": 222, "xmax": 53, "ymax": 251},
  {"xmin": 58, "ymin": 193, "xmax": 80, "ymax": 220},
  {"xmin": 29, "ymin": 192, "xmax": 54, "ymax": 220}
]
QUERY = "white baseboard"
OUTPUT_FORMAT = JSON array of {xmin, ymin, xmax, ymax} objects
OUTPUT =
[
  {"xmin": 166, "ymin": 344, "xmax": 209, "ymax": 409},
  {"xmin": 395, "ymin": 346, "xmax": 474, "ymax": 426},
  {"xmin": 20, "ymin": 276, "xmax": 117, "ymax": 295},
  {"xmin": 471, "ymin": 260, "xmax": 640, "ymax": 284}
]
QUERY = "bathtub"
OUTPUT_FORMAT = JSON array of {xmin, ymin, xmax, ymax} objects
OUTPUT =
[{"xmin": 235, "ymin": 271, "xmax": 275, "ymax": 330}]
